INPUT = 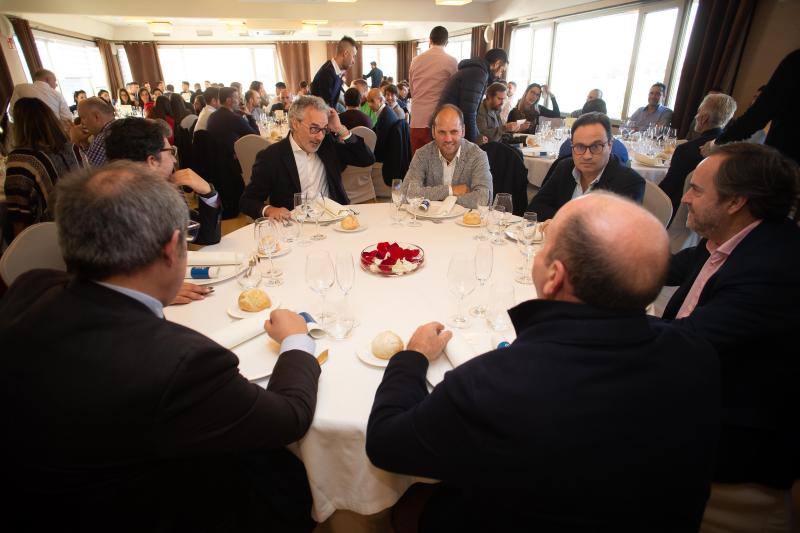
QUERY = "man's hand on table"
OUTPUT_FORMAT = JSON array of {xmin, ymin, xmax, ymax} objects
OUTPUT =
[
  {"xmin": 264, "ymin": 206, "xmax": 292, "ymax": 220},
  {"xmin": 170, "ymin": 282, "xmax": 214, "ymax": 305},
  {"xmin": 407, "ymin": 322, "xmax": 452, "ymax": 362},
  {"xmin": 265, "ymin": 309, "xmax": 308, "ymax": 343},
  {"xmin": 451, "ymin": 184, "xmax": 469, "ymax": 196}
]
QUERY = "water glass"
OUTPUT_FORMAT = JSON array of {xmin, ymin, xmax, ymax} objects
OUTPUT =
[
  {"xmin": 256, "ymin": 219, "xmax": 283, "ymax": 286},
  {"xmin": 237, "ymin": 254, "xmax": 262, "ymax": 289},
  {"xmin": 407, "ymin": 195, "xmax": 423, "ymax": 227},
  {"xmin": 447, "ymin": 252, "xmax": 477, "ymax": 328},
  {"xmin": 328, "ymin": 251, "xmax": 356, "ymax": 340},
  {"xmin": 469, "ymin": 243, "xmax": 493, "ymax": 317},
  {"xmin": 474, "ymin": 197, "xmax": 490, "ymax": 241},
  {"xmin": 486, "ymin": 283, "xmax": 515, "ymax": 331},
  {"xmin": 293, "ymin": 192, "xmax": 311, "ymax": 247},
  {"xmin": 306, "ymin": 250, "xmax": 335, "ymax": 324},
  {"xmin": 309, "ymin": 192, "xmax": 326, "ymax": 241},
  {"xmin": 487, "ymin": 205, "xmax": 506, "ymax": 245},
  {"xmin": 391, "ymin": 179, "xmax": 404, "ymax": 225}
]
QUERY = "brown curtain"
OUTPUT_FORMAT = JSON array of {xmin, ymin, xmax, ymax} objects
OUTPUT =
[
  {"xmin": 122, "ymin": 42, "xmax": 164, "ymax": 86},
  {"xmin": 325, "ymin": 40, "xmax": 363, "ymax": 86},
  {"xmin": 276, "ymin": 42, "xmax": 311, "ymax": 94},
  {"xmin": 96, "ymin": 39, "xmax": 124, "ymax": 97},
  {"xmin": 492, "ymin": 21, "xmax": 512, "ymax": 53},
  {"xmin": 672, "ymin": 0, "xmax": 757, "ymax": 137},
  {"xmin": 471, "ymin": 26, "xmax": 488, "ymax": 60},
  {"xmin": 9, "ymin": 17, "xmax": 43, "ymax": 76},
  {"xmin": 396, "ymin": 41, "xmax": 416, "ymax": 83}
]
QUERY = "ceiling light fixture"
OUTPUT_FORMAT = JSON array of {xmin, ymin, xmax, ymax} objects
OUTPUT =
[
  {"xmin": 435, "ymin": 0, "xmax": 472, "ymax": 6},
  {"xmin": 362, "ymin": 22, "xmax": 384, "ymax": 32},
  {"xmin": 328, "ymin": 0, "xmax": 358, "ymax": 3},
  {"xmin": 147, "ymin": 21, "xmax": 172, "ymax": 36}
]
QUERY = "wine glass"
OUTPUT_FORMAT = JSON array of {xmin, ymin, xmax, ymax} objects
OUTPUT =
[
  {"xmin": 469, "ymin": 243, "xmax": 493, "ymax": 317},
  {"xmin": 309, "ymin": 192, "xmax": 326, "ymax": 241},
  {"xmin": 406, "ymin": 195, "xmax": 423, "ymax": 227},
  {"xmin": 493, "ymin": 193, "xmax": 514, "ymax": 228},
  {"xmin": 447, "ymin": 252, "xmax": 477, "ymax": 329},
  {"xmin": 474, "ymin": 195, "xmax": 490, "ymax": 241},
  {"xmin": 257, "ymin": 219, "xmax": 283, "ymax": 286},
  {"xmin": 329, "ymin": 251, "xmax": 356, "ymax": 340},
  {"xmin": 306, "ymin": 250, "xmax": 335, "ymax": 324},
  {"xmin": 391, "ymin": 179, "xmax": 404, "ymax": 225},
  {"xmin": 186, "ymin": 220, "xmax": 201, "ymax": 242},
  {"xmin": 237, "ymin": 253, "xmax": 262, "ymax": 289},
  {"xmin": 515, "ymin": 218, "xmax": 537, "ymax": 284},
  {"xmin": 293, "ymin": 192, "xmax": 311, "ymax": 247},
  {"xmin": 487, "ymin": 205, "xmax": 506, "ymax": 245}
]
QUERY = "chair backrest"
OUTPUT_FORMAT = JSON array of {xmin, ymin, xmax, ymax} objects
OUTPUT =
[
  {"xmin": 341, "ymin": 165, "xmax": 377, "ymax": 204},
  {"xmin": 668, "ymin": 170, "xmax": 701, "ymax": 252},
  {"xmin": 0, "ymin": 222, "xmax": 65, "ymax": 286},
  {"xmin": 180, "ymin": 114, "xmax": 198, "ymax": 130},
  {"xmin": 350, "ymin": 126, "xmax": 377, "ymax": 152},
  {"xmin": 643, "ymin": 179, "xmax": 674, "ymax": 228},
  {"xmin": 234, "ymin": 134, "xmax": 270, "ymax": 186}
]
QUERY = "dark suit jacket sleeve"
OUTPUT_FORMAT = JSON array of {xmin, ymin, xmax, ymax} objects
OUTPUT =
[
  {"xmin": 237, "ymin": 114, "xmax": 258, "ymax": 136},
  {"xmin": 366, "ymin": 351, "xmax": 485, "ymax": 481},
  {"xmin": 240, "ymin": 150, "xmax": 273, "ymax": 219},
  {"xmin": 618, "ymin": 171, "xmax": 646, "ymax": 204},
  {"xmin": 658, "ymin": 144, "xmax": 695, "ymax": 213},
  {"xmin": 193, "ymin": 199, "xmax": 222, "ymax": 245},
  {"xmin": 153, "ymin": 340, "xmax": 320, "ymax": 454},
  {"xmin": 528, "ymin": 164, "xmax": 567, "ymax": 221},
  {"xmin": 335, "ymin": 134, "xmax": 375, "ymax": 171},
  {"xmin": 665, "ymin": 246, "xmax": 703, "ymax": 286}
]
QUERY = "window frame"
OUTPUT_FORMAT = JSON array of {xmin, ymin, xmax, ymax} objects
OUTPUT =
[{"xmin": 33, "ymin": 30, "xmax": 110, "ymax": 101}]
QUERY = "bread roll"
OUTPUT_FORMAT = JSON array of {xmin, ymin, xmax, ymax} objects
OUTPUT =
[
  {"xmin": 341, "ymin": 215, "xmax": 360, "ymax": 230},
  {"xmin": 371, "ymin": 331, "xmax": 404, "ymax": 360},
  {"xmin": 463, "ymin": 211, "xmax": 481, "ymax": 226},
  {"xmin": 238, "ymin": 289, "xmax": 272, "ymax": 312}
]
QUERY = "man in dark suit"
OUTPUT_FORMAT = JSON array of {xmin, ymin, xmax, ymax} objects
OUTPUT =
[
  {"xmin": 366, "ymin": 192, "xmax": 721, "ymax": 532},
  {"xmin": 240, "ymin": 95, "xmax": 375, "ymax": 220},
  {"xmin": 0, "ymin": 162, "xmax": 321, "ymax": 532},
  {"xmin": 662, "ymin": 142, "xmax": 800, "ymax": 531},
  {"xmin": 311, "ymin": 36, "xmax": 357, "ymax": 109},
  {"xmin": 659, "ymin": 93, "xmax": 737, "ymax": 221},
  {"xmin": 339, "ymin": 87, "xmax": 373, "ymax": 130},
  {"xmin": 207, "ymin": 86, "xmax": 258, "ymax": 152},
  {"xmin": 363, "ymin": 61, "xmax": 383, "ymax": 88},
  {"xmin": 366, "ymin": 87, "xmax": 399, "ymax": 155},
  {"xmin": 528, "ymin": 112, "xmax": 645, "ymax": 220}
]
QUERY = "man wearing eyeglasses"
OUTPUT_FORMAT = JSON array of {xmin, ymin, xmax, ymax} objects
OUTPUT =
[
  {"xmin": 240, "ymin": 95, "xmax": 375, "ymax": 220},
  {"xmin": 528, "ymin": 112, "xmax": 645, "ymax": 221}
]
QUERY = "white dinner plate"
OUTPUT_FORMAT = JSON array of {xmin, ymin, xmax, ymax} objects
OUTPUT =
[
  {"xmin": 455, "ymin": 218, "xmax": 485, "ymax": 228},
  {"xmin": 226, "ymin": 297, "xmax": 281, "ymax": 319},
  {"xmin": 405, "ymin": 202, "xmax": 467, "ymax": 219},
  {"xmin": 332, "ymin": 223, "xmax": 368, "ymax": 233},
  {"xmin": 356, "ymin": 344, "xmax": 392, "ymax": 368},
  {"xmin": 185, "ymin": 264, "xmax": 241, "ymax": 286},
  {"xmin": 292, "ymin": 208, "xmax": 348, "ymax": 224},
  {"xmin": 256, "ymin": 243, "xmax": 292, "ymax": 258}
]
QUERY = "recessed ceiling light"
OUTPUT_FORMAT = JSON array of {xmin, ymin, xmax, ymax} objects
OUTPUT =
[{"xmin": 435, "ymin": 0, "xmax": 472, "ymax": 5}]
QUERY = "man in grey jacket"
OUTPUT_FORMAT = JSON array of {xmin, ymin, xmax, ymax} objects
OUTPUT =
[{"xmin": 402, "ymin": 104, "xmax": 493, "ymax": 208}]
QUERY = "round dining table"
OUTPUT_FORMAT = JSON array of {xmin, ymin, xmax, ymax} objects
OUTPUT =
[{"xmin": 165, "ymin": 203, "xmax": 535, "ymax": 522}]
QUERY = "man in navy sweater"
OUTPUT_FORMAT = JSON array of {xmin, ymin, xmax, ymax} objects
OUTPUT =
[{"xmin": 367, "ymin": 192, "xmax": 721, "ymax": 532}]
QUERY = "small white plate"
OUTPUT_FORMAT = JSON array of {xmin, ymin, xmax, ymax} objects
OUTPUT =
[
  {"xmin": 256, "ymin": 243, "xmax": 291, "ymax": 258},
  {"xmin": 186, "ymin": 264, "xmax": 241, "ymax": 286},
  {"xmin": 356, "ymin": 344, "xmax": 392, "ymax": 368},
  {"xmin": 455, "ymin": 218, "xmax": 485, "ymax": 228},
  {"xmin": 333, "ymin": 223, "xmax": 368, "ymax": 233},
  {"xmin": 226, "ymin": 297, "xmax": 281, "ymax": 320}
]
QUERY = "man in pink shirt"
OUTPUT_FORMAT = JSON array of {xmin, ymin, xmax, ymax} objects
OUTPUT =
[
  {"xmin": 409, "ymin": 26, "xmax": 458, "ymax": 154},
  {"xmin": 662, "ymin": 142, "xmax": 800, "ymax": 533}
]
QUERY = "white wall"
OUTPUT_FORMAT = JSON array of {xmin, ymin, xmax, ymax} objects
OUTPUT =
[{"xmin": 308, "ymin": 41, "xmax": 328, "ymax": 76}]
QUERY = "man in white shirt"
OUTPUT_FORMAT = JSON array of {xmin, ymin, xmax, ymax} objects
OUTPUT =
[
  {"xmin": 499, "ymin": 81, "xmax": 517, "ymax": 123},
  {"xmin": 194, "ymin": 86, "xmax": 220, "ymax": 133},
  {"xmin": 9, "ymin": 69, "xmax": 72, "ymax": 125}
]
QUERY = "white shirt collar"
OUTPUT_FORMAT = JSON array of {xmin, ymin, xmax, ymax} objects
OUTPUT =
[
  {"xmin": 438, "ymin": 144, "xmax": 462, "ymax": 167},
  {"xmin": 95, "ymin": 281, "xmax": 164, "ymax": 318},
  {"xmin": 378, "ymin": 103, "xmax": 386, "ymax": 115},
  {"xmin": 289, "ymin": 132, "xmax": 315, "ymax": 156},
  {"xmin": 330, "ymin": 58, "xmax": 344, "ymax": 77},
  {"xmin": 571, "ymin": 162, "xmax": 608, "ymax": 194}
]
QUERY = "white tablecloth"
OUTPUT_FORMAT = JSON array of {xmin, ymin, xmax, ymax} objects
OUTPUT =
[
  {"xmin": 165, "ymin": 204, "xmax": 534, "ymax": 522},
  {"xmin": 523, "ymin": 154, "xmax": 669, "ymax": 187}
]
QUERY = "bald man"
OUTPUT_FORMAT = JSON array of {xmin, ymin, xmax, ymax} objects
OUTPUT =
[
  {"xmin": 367, "ymin": 193, "xmax": 721, "ymax": 532},
  {"xmin": 70, "ymin": 96, "xmax": 117, "ymax": 166}
]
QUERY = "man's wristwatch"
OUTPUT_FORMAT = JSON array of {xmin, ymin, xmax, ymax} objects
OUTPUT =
[{"xmin": 199, "ymin": 184, "xmax": 217, "ymax": 199}]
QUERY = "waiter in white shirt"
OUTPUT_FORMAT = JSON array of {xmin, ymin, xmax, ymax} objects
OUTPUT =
[{"xmin": 9, "ymin": 69, "xmax": 73, "ymax": 125}]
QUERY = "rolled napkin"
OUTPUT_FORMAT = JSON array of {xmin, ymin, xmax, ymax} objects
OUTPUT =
[
  {"xmin": 187, "ymin": 251, "xmax": 243, "ymax": 266},
  {"xmin": 443, "ymin": 330, "xmax": 480, "ymax": 368},
  {"xmin": 438, "ymin": 195, "xmax": 458, "ymax": 216},
  {"xmin": 633, "ymin": 152, "xmax": 667, "ymax": 167},
  {"xmin": 207, "ymin": 315, "xmax": 266, "ymax": 349},
  {"xmin": 185, "ymin": 266, "xmax": 220, "ymax": 279},
  {"xmin": 317, "ymin": 196, "xmax": 346, "ymax": 217}
]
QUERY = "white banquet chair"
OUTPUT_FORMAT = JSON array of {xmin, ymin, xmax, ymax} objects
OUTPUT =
[
  {"xmin": 180, "ymin": 114, "xmax": 198, "ymax": 130},
  {"xmin": 234, "ymin": 135, "xmax": 270, "ymax": 186},
  {"xmin": 643, "ymin": 179, "xmax": 673, "ymax": 228},
  {"xmin": 668, "ymin": 171, "xmax": 701, "ymax": 253},
  {"xmin": 0, "ymin": 222, "xmax": 66, "ymax": 286},
  {"xmin": 342, "ymin": 126, "xmax": 377, "ymax": 203}
]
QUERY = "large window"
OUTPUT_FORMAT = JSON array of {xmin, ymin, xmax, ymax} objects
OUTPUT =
[
  {"xmin": 157, "ymin": 45, "xmax": 283, "ymax": 93},
  {"xmin": 508, "ymin": 1, "xmax": 694, "ymax": 120},
  {"xmin": 34, "ymin": 32, "xmax": 109, "ymax": 101},
  {"xmin": 445, "ymin": 34, "xmax": 471, "ymax": 64},
  {"xmin": 361, "ymin": 44, "xmax": 398, "ymax": 81}
]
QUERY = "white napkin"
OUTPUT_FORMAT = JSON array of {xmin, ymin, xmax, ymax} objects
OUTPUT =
[
  {"xmin": 633, "ymin": 152, "xmax": 666, "ymax": 167},
  {"xmin": 187, "ymin": 251, "xmax": 243, "ymax": 266},
  {"xmin": 184, "ymin": 266, "xmax": 220, "ymax": 279},
  {"xmin": 439, "ymin": 195, "xmax": 458, "ymax": 215},
  {"xmin": 317, "ymin": 197, "xmax": 346, "ymax": 216},
  {"xmin": 207, "ymin": 315, "xmax": 266, "ymax": 349},
  {"xmin": 443, "ymin": 330, "xmax": 480, "ymax": 368}
]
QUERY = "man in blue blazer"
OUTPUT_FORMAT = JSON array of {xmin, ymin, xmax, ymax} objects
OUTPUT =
[
  {"xmin": 663, "ymin": 142, "xmax": 800, "ymax": 530},
  {"xmin": 367, "ymin": 192, "xmax": 721, "ymax": 532},
  {"xmin": 311, "ymin": 36, "xmax": 357, "ymax": 109}
]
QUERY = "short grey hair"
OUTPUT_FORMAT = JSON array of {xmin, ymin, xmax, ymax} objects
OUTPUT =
[
  {"xmin": 80, "ymin": 96, "xmax": 115, "ymax": 116},
  {"xmin": 288, "ymin": 95, "xmax": 329, "ymax": 129},
  {"xmin": 55, "ymin": 161, "xmax": 188, "ymax": 280},
  {"xmin": 698, "ymin": 93, "xmax": 737, "ymax": 129}
]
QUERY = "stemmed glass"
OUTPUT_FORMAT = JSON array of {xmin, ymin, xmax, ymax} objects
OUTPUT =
[
  {"xmin": 447, "ymin": 252, "xmax": 477, "ymax": 328},
  {"xmin": 469, "ymin": 243, "xmax": 493, "ymax": 317},
  {"xmin": 329, "ymin": 251, "xmax": 356, "ymax": 340},
  {"xmin": 256, "ymin": 218, "xmax": 283, "ymax": 286},
  {"xmin": 306, "ymin": 250, "xmax": 335, "ymax": 324},
  {"xmin": 494, "ymin": 193, "xmax": 514, "ymax": 230},
  {"xmin": 293, "ymin": 192, "xmax": 311, "ymax": 247},
  {"xmin": 391, "ymin": 179, "xmax": 404, "ymax": 225},
  {"xmin": 487, "ymin": 205, "xmax": 506, "ymax": 245},
  {"xmin": 309, "ymin": 192, "xmax": 327, "ymax": 241},
  {"xmin": 515, "ymin": 215, "xmax": 538, "ymax": 285},
  {"xmin": 406, "ymin": 195, "xmax": 423, "ymax": 227},
  {"xmin": 474, "ymin": 196, "xmax": 490, "ymax": 241}
]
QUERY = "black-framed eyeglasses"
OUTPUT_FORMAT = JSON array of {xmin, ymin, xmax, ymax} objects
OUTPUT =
[
  {"xmin": 572, "ymin": 142, "xmax": 609, "ymax": 155},
  {"xmin": 160, "ymin": 146, "xmax": 178, "ymax": 157},
  {"xmin": 302, "ymin": 122, "xmax": 330, "ymax": 135}
]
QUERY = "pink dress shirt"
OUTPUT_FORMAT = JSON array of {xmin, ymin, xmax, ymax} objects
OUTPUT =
[
  {"xmin": 676, "ymin": 220, "xmax": 762, "ymax": 318},
  {"xmin": 408, "ymin": 46, "xmax": 458, "ymax": 129}
]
